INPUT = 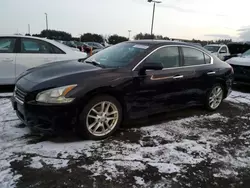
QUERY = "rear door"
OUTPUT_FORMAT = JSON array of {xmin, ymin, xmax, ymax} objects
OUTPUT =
[
  {"xmin": 15, "ymin": 38, "xmax": 56, "ymax": 78},
  {"xmin": 180, "ymin": 46, "xmax": 216, "ymax": 101},
  {"xmin": 0, "ymin": 37, "xmax": 17, "ymax": 85}
]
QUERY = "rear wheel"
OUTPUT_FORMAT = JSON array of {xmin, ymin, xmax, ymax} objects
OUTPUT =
[
  {"xmin": 205, "ymin": 84, "xmax": 224, "ymax": 111},
  {"xmin": 77, "ymin": 95, "xmax": 122, "ymax": 140}
]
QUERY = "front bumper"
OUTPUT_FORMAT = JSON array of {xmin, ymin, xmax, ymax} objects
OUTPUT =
[{"xmin": 11, "ymin": 97, "xmax": 77, "ymax": 134}]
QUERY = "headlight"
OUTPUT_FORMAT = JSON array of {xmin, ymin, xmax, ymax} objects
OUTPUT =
[{"xmin": 36, "ymin": 85, "xmax": 77, "ymax": 104}]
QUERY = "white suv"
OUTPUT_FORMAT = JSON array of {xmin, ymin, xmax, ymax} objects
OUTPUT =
[{"xmin": 0, "ymin": 35, "xmax": 87, "ymax": 85}]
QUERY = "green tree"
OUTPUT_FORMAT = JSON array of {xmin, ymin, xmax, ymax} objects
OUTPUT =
[
  {"xmin": 80, "ymin": 33, "xmax": 103, "ymax": 43},
  {"xmin": 134, "ymin": 33, "xmax": 155, "ymax": 40},
  {"xmin": 40, "ymin": 30, "xmax": 72, "ymax": 41},
  {"xmin": 108, "ymin": 34, "xmax": 128, "ymax": 45},
  {"xmin": 134, "ymin": 33, "xmax": 169, "ymax": 40},
  {"xmin": 32, "ymin": 34, "xmax": 41, "ymax": 37}
]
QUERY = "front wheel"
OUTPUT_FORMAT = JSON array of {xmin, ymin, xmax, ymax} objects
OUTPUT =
[
  {"xmin": 205, "ymin": 84, "xmax": 224, "ymax": 111},
  {"xmin": 77, "ymin": 95, "xmax": 122, "ymax": 140}
]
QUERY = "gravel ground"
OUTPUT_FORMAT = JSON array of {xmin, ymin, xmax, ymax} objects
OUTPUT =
[{"xmin": 1, "ymin": 86, "xmax": 250, "ymax": 188}]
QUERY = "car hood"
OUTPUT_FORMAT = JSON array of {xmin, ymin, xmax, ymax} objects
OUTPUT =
[
  {"xmin": 17, "ymin": 60, "xmax": 100, "ymax": 84},
  {"xmin": 226, "ymin": 56, "xmax": 250, "ymax": 66}
]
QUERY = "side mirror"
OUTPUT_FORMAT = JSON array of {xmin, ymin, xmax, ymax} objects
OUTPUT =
[
  {"xmin": 237, "ymin": 53, "xmax": 242, "ymax": 57},
  {"xmin": 139, "ymin": 62, "xmax": 163, "ymax": 75}
]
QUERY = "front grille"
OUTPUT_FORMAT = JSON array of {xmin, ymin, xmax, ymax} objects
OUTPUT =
[{"xmin": 15, "ymin": 87, "xmax": 27, "ymax": 103}]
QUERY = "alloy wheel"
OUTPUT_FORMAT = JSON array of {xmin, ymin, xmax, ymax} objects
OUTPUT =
[
  {"xmin": 86, "ymin": 101, "xmax": 119, "ymax": 137},
  {"xmin": 209, "ymin": 86, "xmax": 223, "ymax": 110}
]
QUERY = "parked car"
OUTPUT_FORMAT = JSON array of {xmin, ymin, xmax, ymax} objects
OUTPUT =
[
  {"xmin": 92, "ymin": 48, "xmax": 103, "ymax": 55},
  {"xmin": 204, "ymin": 44, "xmax": 230, "ymax": 61},
  {"xmin": 188, "ymin": 42, "xmax": 202, "ymax": 47},
  {"xmin": 12, "ymin": 40, "xmax": 233, "ymax": 140},
  {"xmin": 85, "ymin": 42, "xmax": 105, "ymax": 50},
  {"xmin": 226, "ymin": 49, "xmax": 250, "ymax": 85},
  {"xmin": 0, "ymin": 35, "xmax": 87, "ymax": 85},
  {"xmin": 61, "ymin": 41, "xmax": 80, "ymax": 52},
  {"xmin": 224, "ymin": 42, "xmax": 250, "ymax": 61},
  {"xmin": 74, "ymin": 41, "xmax": 92, "ymax": 54}
]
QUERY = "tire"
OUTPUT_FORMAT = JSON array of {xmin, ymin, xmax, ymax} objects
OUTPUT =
[
  {"xmin": 77, "ymin": 95, "xmax": 122, "ymax": 140},
  {"xmin": 205, "ymin": 84, "xmax": 224, "ymax": 111}
]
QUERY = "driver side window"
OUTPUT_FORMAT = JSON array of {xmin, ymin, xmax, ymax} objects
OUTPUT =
[{"xmin": 145, "ymin": 47, "xmax": 180, "ymax": 68}]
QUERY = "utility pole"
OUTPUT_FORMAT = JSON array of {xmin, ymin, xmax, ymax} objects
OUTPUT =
[
  {"xmin": 128, "ymin": 30, "xmax": 132, "ymax": 40},
  {"xmin": 45, "ymin": 13, "xmax": 49, "ymax": 37},
  {"xmin": 28, "ymin": 24, "xmax": 30, "ymax": 35},
  {"xmin": 148, "ymin": 0, "xmax": 162, "ymax": 36}
]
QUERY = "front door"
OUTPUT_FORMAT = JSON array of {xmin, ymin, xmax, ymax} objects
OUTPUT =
[
  {"xmin": 129, "ymin": 46, "xmax": 195, "ymax": 117},
  {"xmin": 0, "ymin": 37, "xmax": 17, "ymax": 85}
]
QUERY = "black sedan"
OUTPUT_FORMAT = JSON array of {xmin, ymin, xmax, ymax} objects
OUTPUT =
[{"xmin": 12, "ymin": 40, "xmax": 234, "ymax": 140}]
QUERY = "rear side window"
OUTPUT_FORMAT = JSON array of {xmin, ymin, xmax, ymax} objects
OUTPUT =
[
  {"xmin": 0, "ymin": 38, "xmax": 16, "ymax": 53},
  {"xmin": 21, "ymin": 38, "xmax": 53, "ymax": 53},
  {"xmin": 145, "ymin": 47, "xmax": 180, "ymax": 68},
  {"xmin": 182, "ymin": 47, "xmax": 206, "ymax": 66},
  {"xmin": 50, "ymin": 44, "xmax": 65, "ymax": 54}
]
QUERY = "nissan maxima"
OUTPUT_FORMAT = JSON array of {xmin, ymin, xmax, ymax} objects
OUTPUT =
[{"xmin": 11, "ymin": 40, "xmax": 234, "ymax": 140}]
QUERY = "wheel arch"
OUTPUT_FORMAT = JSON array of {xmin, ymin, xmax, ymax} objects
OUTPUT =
[
  {"xmin": 215, "ymin": 78, "xmax": 228, "ymax": 99},
  {"xmin": 77, "ymin": 86, "xmax": 127, "ymax": 119}
]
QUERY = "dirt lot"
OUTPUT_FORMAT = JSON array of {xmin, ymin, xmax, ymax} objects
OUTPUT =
[{"xmin": 1, "ymin": 86, "xmax": 250, "ymax": 188}]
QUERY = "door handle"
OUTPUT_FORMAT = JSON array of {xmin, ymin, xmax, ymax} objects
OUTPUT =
[
  {"xmin": 2, "ymin": 58, "xmax": 14, "ymax": 62},
  {"xmin": 207, "ymin": 71, "xmax": 216, "ymax": 75},
  {"xmin": 173, "ymin": 75, "xmax": 184, "ymax": 79}
]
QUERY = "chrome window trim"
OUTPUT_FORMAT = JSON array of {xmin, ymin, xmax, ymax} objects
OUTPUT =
[{"xmin": 132, "ymin": 44, "xmax": 214, "ymax": 71}]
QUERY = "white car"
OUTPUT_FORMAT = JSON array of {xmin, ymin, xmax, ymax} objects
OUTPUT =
[
  {"xmin": 0, "ymin": 35, "xmax": 87, "ymax": 85},
  {"xmin": 204, "ymin": 44, "xmax": 230, "ymax": 61}
]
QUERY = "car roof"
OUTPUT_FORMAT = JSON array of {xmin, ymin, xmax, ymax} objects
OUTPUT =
[
  {"xmin": 127, "ymin": 40, "xmax": 203, "ymax": 48},
  {"xmin": 205, "ymin": 44, "xmax": 225, "ymax": 47},
  {"xmin": 0, "ymin": 35, "xmax": 48, "ymax": 40},
  {"xmin": 0, "ymin": 35, "xmax": 75, "ymax": 52}
]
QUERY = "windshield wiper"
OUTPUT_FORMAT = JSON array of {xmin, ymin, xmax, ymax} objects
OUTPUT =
[{"xmin": 85, "ymin": 60, "xmax": 105, "ymax": 68}]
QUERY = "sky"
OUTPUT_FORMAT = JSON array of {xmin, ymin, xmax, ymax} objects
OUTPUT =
[{"xmin": 0, "ymin": 0, "xmax": 250, "ymax": 41}]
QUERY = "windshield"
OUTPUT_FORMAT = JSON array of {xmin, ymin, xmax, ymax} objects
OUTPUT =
[
  {"xmin": 84, "ymin": 42, "xmax": 150, "ymax": 68},
  {"xmin": 204, "ymin": 45, "xmax": 220, "ymax": 53},
  {"xmin": 242, "ymin": 49, "xmax": 250, "ymax": 57}
]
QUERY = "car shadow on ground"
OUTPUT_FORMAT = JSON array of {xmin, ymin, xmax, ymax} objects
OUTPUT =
[{"xmin": 23, "ymin": 101, "xmax": 242, "ymax": 144}]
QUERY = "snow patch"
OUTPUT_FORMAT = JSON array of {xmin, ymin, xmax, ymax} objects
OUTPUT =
[
  {"xmin": 134, "ymin": 176, "xmax": 145, "ymax": 186},
  {"xmin": 226, "ymin": 91, "xmax": 250, "ymax": 105},
  {"xmin": 148, "ymin": 163, "xmax": 180, "ymax": 173},
  {"xmin": 0, "ymin": 93, "xmax": 13, "ymax": 97},
  {"xmin": 1, "ymin": 91, "xmax": 250, "ymax": 186}
]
